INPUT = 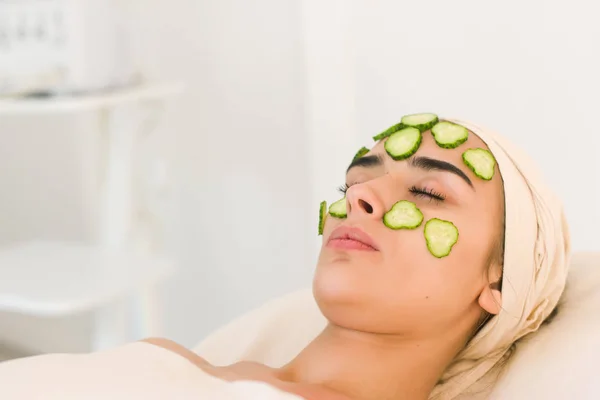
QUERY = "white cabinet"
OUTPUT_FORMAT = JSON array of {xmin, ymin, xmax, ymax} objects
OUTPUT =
[
  {"xmin": 0, "ymin": 83, "xmax": 182, "ymax": 352},
  {"xmin": 0, "ymin": 0, "xmax": 136, "ymax": 96}
]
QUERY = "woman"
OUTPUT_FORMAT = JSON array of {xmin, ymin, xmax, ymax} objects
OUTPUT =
[
  {"xmin": 147, "ymin": 115, "xmax": 569, "ymax": 399},
  {"xmin": 0, "ymin": 115, "xmax": 569, "ymax": 400}
]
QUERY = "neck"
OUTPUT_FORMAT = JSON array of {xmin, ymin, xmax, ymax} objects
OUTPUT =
[{"xmin": 279, "ymin": 323, "xmax": 469, "ymax": 400}]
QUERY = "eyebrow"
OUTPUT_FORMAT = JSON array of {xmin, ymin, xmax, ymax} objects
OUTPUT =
[
  {"xmin": 409, "ymin": 156, "xmax": 473, "ymax": 188},
  {"xmin": 346, "ymin": 155, "xmax": 383, "ymax": 172},
  {"xmin": 346, "ymin": 154, "xmax": 473, "ymax": 188}
]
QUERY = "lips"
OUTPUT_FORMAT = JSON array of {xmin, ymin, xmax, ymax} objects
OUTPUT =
[{"xmin": 327, "ymin": 226, "xmax": 379, "ymax": 251}]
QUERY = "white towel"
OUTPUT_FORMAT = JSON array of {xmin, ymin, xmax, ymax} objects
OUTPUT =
[{"xmin": 0, "ymin": 342, "xmax": 302, "ymax": 399}]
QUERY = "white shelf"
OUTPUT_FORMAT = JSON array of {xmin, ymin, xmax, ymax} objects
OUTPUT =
[
  {"xmin": 0, "ymin": 241, "xmax": 174, "ymax": 317},
  {"xmin": 0, "ymin": 81, "xmax": 182, "ymax": 350},
  {"xmin": 0, "ymin": 82, "xmax": 183, "ymax": 115}
]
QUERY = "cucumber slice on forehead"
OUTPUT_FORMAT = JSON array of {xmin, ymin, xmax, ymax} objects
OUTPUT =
[
  {"xmin": 384, "ymin": 127, "xmax": 422, "ymax": 161},
  {"xmin": 353, "ymin": 146, "xmax": 370, "ymax": 161},
  {"xmin": 318, "ymin": 201, "xmax": 327, "ymax": 235},
  {"xmin": 401, "ymin": 113, "xmax": 439, "ymax": 132},
  {"xmin": 329, "ymin": 197, "xmax": 347, "ymax": 218},
  {"xmin": 383, "ymin": 200, "xmax": 424, "ymax": 230},
  {"xmin": 431, "ymin": 122, "xmax": 469, "ymax": 149},
  {"xmin": 424, "ymin": 218, "xmax": 459, "ymax": 258},
  {"xmin": 373, "ymin": 122, "xmax": 405, "ymax": 141},
  {"xmin": 462, "ymin": 148, "xmax": 496, "ymax": 180}
]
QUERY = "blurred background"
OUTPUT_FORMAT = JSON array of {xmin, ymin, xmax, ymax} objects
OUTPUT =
[{"xmin": 0, "ymin": 0, "xmax": 598, "ymax": 360}]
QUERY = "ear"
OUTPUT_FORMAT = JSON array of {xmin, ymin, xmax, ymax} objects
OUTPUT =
[{"xmin": 478, "ymin": 280, "xmax": 502, "ymax": 315}]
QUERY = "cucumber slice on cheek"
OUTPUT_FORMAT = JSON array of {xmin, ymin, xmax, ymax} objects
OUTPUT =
[
  {"xmin": 318, "ymin": 201, "xmax": 327, "ymax": 236},
  {"xmin": 383, "ymin": 200, "xmax": 424, "ymax": 229},
  {"xmin": 329, "ymin": 197, "xmax": 347, "ymax": 218},
  {"xmin": 431, "ymin": 121, "xmax": 469, "ymax": 149},
  {"xmin": 384, "ymin": 127, "xmax": 422, "ymax": 161},
  {"xmin": 318, "ymin": 198, "xmax": 346, "ymax": 237},
  {"xmin": 463, "ymin": 148, "xmax": 496, "ymax": 181},
  {"xmin": 382, "ymin": 201, "xmax": 459, "ymax": 259},
  {"xmin": 424, "ymin": 218, "xmax": 459, "ymax": 258}
]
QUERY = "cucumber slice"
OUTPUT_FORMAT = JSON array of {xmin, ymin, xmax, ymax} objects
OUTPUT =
[
  {"xmin": 353, "ymin": 146, "xmax": 370, "ymax": 161},
  {"xmin": 462, "ymin": 148, "xmax": 496, "ymax": 180},
  {"xmin": 401, "ymin": 113, "xmax": 439, "ymax": 132},
  {"xmin": 431, "ymin": 121, "xmax": 469, "ymax": 149},
  {"xmin": 424, "ymin": 218, "xmax": 459, "ymax": 258},
  {"xmin": 383, "ymin": 200, "xmax": 424, "ymax": 230},
  {"xmin": 329, "ymin": 197, "xmax": 347, "ymax": 218},
  {"xmin": 318, "ymin": 201, "xmax": 327, "ymax": 235},
  {"xmin": 384, "ymin": 127, "xmax": 422, "ymax": 161},
  {"xmin": 373, "ymin": 122, "xmax": 405, "ymax": 141}
]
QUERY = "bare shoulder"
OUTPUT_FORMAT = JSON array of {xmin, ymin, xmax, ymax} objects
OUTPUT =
[
  {"xmin": 140, "ymin": 337, "xmax": 211, "ymax": 369},
  {"xmin": 140, "ymin": 338, "xmax": 352, "ymax": 400}
]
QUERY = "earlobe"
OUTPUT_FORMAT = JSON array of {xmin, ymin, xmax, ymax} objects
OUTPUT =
[{"xmin": 478, "ymin": 283, "xmax": 502, "ymax": 315}]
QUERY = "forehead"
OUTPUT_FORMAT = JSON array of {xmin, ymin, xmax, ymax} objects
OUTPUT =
[{"xmin": 370, "ymin": 126, "xmax": 491, "ymax": 167}]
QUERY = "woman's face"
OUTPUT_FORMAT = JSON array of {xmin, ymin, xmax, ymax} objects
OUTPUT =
[{"xmin": 314, "ymin": 127, "xmax": 505, "ymax": 338}]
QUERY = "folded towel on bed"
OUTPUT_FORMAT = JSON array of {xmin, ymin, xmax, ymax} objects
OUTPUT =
[{"xmin": 0, "ymin": 342, "xmax": 301, "ymax": 399}]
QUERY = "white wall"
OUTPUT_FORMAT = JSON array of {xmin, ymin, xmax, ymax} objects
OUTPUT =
[{"xmin": 128, "ymin": 0, "xmax": 315, "ymax": 346}]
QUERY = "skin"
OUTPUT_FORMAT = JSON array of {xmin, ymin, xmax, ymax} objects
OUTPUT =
[{"xmin": 145, "ymin": 125, "xmax": 505, "ymax": 400}]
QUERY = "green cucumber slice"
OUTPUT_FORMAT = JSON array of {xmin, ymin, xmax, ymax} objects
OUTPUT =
[
  {"xmin": 383, "ymin": 200, "xmax": 424, "ymax": 230},
  {"xmin": 373, "ymin": 122, "xmax": 405, "ymax": 141},
  {"xmin": 384, "ymin": 127, "xmax": 422, "ymax": 160},
  {"xmin": 431, "ymin": 122, "xmax": 469, "ymax": 149},
  {"xmin": 329, "ymin": 197, "xmax": 347, "ymax": 218},
  {"xmin": 401, "ymin": 113, "xmax": 439, "ymax": 132},
  {"xmin": 318, "ymin": 201, "xmax": 327, "ymax": 235},
  {"xmin": 353, "ymin": 146, "xmax": 370, "ymax": 161},
  {"xmin": 424, "ymin": 218, "xmax": 459, "ymax": 258},
  {"xmin": 462, "ymin": 148, "xmax": 496, "ymax": 180}
]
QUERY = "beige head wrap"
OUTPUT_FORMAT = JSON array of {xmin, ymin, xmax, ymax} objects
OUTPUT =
[{"xmin": 429, "ymin": 119, "xmax": 571, "ymax": 399}]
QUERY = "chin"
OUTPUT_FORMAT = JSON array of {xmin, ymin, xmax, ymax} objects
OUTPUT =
[
  {"xmin": 312, "ymin": 265, "xmax": 372, "ymax": 328},
  {"xmin": 314, "ymin": 258, "xmax": 362, "ymax": 296}
]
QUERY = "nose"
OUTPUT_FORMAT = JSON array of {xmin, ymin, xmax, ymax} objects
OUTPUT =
[{"xmin": 346, "ymin": 182, "xmax": 385, "ymax": 220}]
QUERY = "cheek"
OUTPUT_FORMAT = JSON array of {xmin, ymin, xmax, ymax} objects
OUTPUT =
[
  {"xmin": 416, "ymin": 226, "xmax": 491, "ymax": 310},
  {"xmin": 380, "ymin": 224, "xmax": 489, "ymax": 311},
  {"xmin": 380, "ymin": 232, "xmax": 450, "ymax": 300}
]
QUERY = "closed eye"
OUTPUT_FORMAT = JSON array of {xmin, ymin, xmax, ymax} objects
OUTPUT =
[
  {"xmin": 338, "ymin": 183, "xmax": 350, "ymax": 195},
  {"xmin": 339, "ymin": 184, "xmax": 445, "ymax": 202},
  {"xmin": 409, "ymin": 185, "xmax": 446, "ymax": 202}
]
